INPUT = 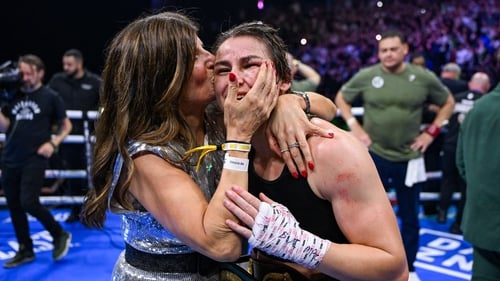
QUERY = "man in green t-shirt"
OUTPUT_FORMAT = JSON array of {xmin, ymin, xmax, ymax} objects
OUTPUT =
[{"xmin": 335, "ymin": 30, "xmax": 455, "ymax": 281}]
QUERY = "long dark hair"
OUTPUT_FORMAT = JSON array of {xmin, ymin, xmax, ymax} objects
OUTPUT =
[{"xmin": 82, "ymin": 11, "xmax": 199, "ymax": 228}]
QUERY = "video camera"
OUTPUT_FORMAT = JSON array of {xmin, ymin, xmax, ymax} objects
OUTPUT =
[{"xmin": 0, "ymin": 60, "xmax": 22, "ymax": 102}]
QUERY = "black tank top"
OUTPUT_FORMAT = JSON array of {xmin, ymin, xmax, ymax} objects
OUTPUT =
[{"xmin": 248, "ymin": 153, "xmax": 348, "ymax": 244}]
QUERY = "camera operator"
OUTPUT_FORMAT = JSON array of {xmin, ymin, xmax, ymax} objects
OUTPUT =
[{"xmin": 0, "ymin": 54, "xmax": 72, "ymax": 268}]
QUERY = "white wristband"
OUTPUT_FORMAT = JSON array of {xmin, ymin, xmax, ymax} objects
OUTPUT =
[
  {"xmin": 223, "ymin": 154, "xmax": 249, "ymax": 172},
  {"xmin": 346, "ymin": 117, "xmax": 357, "ymax": 127}
]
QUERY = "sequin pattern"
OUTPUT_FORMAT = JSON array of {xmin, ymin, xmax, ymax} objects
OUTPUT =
[{"xmin": 110, "ymin": 112, "xmax": 225, "ymax": 280}]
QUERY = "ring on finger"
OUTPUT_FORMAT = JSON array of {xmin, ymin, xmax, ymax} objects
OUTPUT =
[
  {"xmin": 287, "ymin": 142, "xmax": 300, "ymax": 149},
  {"xmin": 280, "ymin": 148, "xmax": 289, "ymax": 153}
]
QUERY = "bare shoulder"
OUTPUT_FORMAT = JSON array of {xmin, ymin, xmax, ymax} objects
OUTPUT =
[
  {"xmin": 308, "ymin": 118, "xmax": 367, "ymax": 160},
  {"xmin": 307, "ymin": 118, "xmax": 380, "ymax": 199}
]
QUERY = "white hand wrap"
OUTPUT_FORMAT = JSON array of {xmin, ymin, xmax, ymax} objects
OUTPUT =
[{"xmin": 249, "ymin": 202, "xmax": 331, "ymax": 269}]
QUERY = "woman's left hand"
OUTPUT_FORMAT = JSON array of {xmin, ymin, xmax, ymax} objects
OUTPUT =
[{"xmin": 224, "ymin": 185, "xmax": 272, "ymax": 239}]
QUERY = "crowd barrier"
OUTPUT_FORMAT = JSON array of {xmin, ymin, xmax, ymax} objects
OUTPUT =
[{"xmin": 0, "ymin": 108, "xmax": 460, "ymax": 206}]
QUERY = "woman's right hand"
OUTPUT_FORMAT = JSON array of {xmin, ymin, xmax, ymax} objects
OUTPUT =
[{"xmin": 223, "ymin": 61, "xmax": 278, "ymax": 141}]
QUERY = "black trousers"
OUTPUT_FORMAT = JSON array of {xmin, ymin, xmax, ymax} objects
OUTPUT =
[
  {"xmin": 59, "ymin": 143, "xmax": 89, "ymax": 195},
  {"xmin": 439, "ymin": 145, "xmax": 466, "ymax": 224},
  {"xmin": 2, "ymin": 156, "xmax": 63, "ymax": 250},
  {"xmin": 59, "ymin": 143, "xmax": 90, "ymax": 217}
]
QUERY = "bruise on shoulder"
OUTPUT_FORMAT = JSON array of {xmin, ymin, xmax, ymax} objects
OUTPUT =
[
  {"xmin": 310, "ymin": 129, "xmax": 362, "ymax": 200},
  {"xmin": 336, "ymin": 172, "xmax": 357, "ymax": 184},
  {"xmin": 336, "ymin": 170, "xmax": 359, "ymax": 191},
  {"xmin": 326, "ymin": 169, "xmax": 363, "ymax": 204}
]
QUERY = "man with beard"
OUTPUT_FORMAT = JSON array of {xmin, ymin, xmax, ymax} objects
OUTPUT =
[
  {"xmin": 48, "ymin": 49, "xmax": 101, "ymax": 223},
  {"xmin": 335, "ymin": 30, "xmax": 455, "ymax": 281},
  {"xmin": 0, "ymin": 54, "xmax": 72, "ymax": 268}
]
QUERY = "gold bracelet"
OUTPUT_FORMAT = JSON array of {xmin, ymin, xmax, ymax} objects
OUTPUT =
[
  {"xmin": 221, "ymin": 142, "xmax": 251, "ymax": 152},
  {"xmin": 184, "ymin": 141, "xmax": 251, "ymax": 172}
]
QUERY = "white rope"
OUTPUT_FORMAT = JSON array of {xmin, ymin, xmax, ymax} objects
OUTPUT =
[
  {"xmin": 0, "ymin": 110, "xmax": 99, "ymax": 143},
  {"xmin": 0, "ymin": 109, "xmax": 456, "ymax": 206},
  {"xmin": 0, "ymin": 110, "xmax": 96, "ymax": 206},
  {"xmin": 0, "ymin": 196, "xmax": 84, "ymax": 205},
  {"xmin": 0, "ymin": 169, "xmax": 86, "ymax": 178},
  {"xmin": 0, "ymin": 192, "xmax": 461, "ymax": 206},
  {"xmin": 387, "ymin": 191, "xmax": 461, "ymax": 202}
]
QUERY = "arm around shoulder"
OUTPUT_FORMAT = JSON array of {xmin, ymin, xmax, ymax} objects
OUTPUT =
[{"xmin": 305, "ymin": 91, "xmax": 336, "ymax": 121}]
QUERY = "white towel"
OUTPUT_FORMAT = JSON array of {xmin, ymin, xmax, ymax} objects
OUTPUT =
[{"xmin": 405, "ymin": 156, "xmax": 427, "ymax": 187}]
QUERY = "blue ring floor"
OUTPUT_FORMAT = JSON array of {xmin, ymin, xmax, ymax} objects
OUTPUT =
[{"xmin": 0, "ymin": 206, "xmax": 471, "ymax": 281}]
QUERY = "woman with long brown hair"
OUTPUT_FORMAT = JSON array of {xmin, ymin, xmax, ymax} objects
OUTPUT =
[{"xmin": 81, "ymin": 11, "xmax": 336, "ymax": 280}]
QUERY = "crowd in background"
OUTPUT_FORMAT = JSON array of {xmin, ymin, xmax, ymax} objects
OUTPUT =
[
  {"xmin": 255, "ymin": 0, "xmax": 500, "ymax": 98},
  {"xmin": 4, "ymin": 0, "xmax": 500, "ymax": 100}
]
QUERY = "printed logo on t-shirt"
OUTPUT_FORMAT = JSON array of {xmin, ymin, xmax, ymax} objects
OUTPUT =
[
  {"xmin": 372, "ymin": 76, "xmax": 384, "ymax": 88},
  {"xmin": 11, "ymin": 100, "xmax": 40, "ymax": 121},
  {"xmin": 409, "ymin": 74, "xmax": 416, "ymax": 82},
  {"xmin": 455, "ymin": 98, "xmax": 475, "ymax": 124},
  {"xmin": 81, "ymin": 83, "xmax": 93, "ymax": 90}
]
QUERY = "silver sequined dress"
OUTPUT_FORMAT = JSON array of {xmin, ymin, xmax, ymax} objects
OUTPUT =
[{"xmin": 109, "ymin": 113, "xmax": 225, "ymax": 281}]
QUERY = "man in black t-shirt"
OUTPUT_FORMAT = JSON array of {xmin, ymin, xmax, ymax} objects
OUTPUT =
[
  {"xmin": 0, "ymin": 54, "xmax": 73, "ymax": 268},
  {"xmin": 437, "ymin": 72, "xmax": 490, "ymax": 233},
  {"xmin": 48, "ymin": 49, "xmax": 101, "ymax": 223}
]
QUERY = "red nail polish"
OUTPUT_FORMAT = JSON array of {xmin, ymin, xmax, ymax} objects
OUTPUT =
[
  {"xmin": 328, "ymin": 132, "xmax": 334, "ymax": 138},
  {"xmin": 308, "ymin": 162, "xmax": 314, "ymax": 170},
  {"xmin": 229, "ymin": 73, "xmax": 236, "ymax": 82},
  {"xmin": 292, "ymin": 172, "xmax": 299, "ymax": 179},
  {"xmin": 301, "ymin": 170, "xmax": 308, "ymax": 178}
]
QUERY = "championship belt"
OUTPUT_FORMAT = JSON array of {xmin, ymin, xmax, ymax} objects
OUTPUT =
[{"xmin": 250, "ymin": 250, "xmax": 332, "ymax": 281}]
